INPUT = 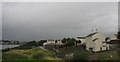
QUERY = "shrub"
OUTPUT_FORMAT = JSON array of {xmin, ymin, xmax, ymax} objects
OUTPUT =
[
  {"xmin": 97, "ymin": 53, "xmax": 118, "ymax": 60},
  {"xmin": 118, "ymin": 49, "xmax": 120, "ymax": 59},
  {"xmin": 73, "ymin": 51, "xmax": 89, "ymax": 60},
  {"xmin": 97, "ymin": 53, "xmax": 110, "ymax": 60},
  {"xmin": 32, "ymin": 52, "xmax": 44, "ymax": 59},
  {"xmin": 3, "ymin": 52, "xmax": 28, "ymax": 59}
]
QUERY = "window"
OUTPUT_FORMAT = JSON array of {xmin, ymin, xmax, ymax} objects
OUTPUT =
[
  {"xmin": 100, "ymin": 47, "xmax": 102, "ymax": 51},
  {"xmin": 89, "ymin": 48, "xmax": 93, "ymax": 52}
]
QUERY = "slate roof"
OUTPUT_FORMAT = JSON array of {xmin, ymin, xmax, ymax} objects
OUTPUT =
[{"xmin": 86, "ymin": 32, "xmax": 98, "ymax": 37}]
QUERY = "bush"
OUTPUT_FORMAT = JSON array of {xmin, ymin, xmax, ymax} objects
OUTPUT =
[
  {"xmin": 38, "ymin": 40, "xmax": 47, "ymax": 46},
  {"xmin": 16, "ymin": 41, "xmax": 39, "ymax": 49},
  {"xmin": 97, "ymin": 53, "xmax": 118, "ymax": 60},
  {"xmin": 32, "ymin": 48, "xmax": 55, "ymax": 59},
  {"xmin": 32, "ymin": 52, "xmax": 44, "ymax": 59},
  {"xmin": 118, "ymin": 49, "xmax": 120, "ymax": 59},
  {"xmin": 73, "ymin": 51, "xmax": 89, "ymax": 60},
  {"xmin": 3, "ymin": 52, "xmax": 28, "ymax": 59},
  {"xmin": 2, "ymin": 48, "xmax": 56, "ymax": 60},
  {"xmin": 97, "ymin": 53, "xmax": 110, "ymax": 60}
]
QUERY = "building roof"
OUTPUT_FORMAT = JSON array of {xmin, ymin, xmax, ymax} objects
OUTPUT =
[
  {"xmin": 77, "ymin": 37, "xmax": 86, "ymax": 39},
  {"xmin": 86, "ymin": 32, "xmax": 98, "ymax": 37}
]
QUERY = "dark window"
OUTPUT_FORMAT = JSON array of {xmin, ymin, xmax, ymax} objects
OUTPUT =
[
  {"xmin": 106, "ymin": 47, "xmax": 108, "ymax": 50},
  {"xmin": 100, "ymin": 47, "xmax": 102, "ymax": 51},
  {"xmin": 89, "ymin": 48, "xmax": 93, "ymax": 52}
]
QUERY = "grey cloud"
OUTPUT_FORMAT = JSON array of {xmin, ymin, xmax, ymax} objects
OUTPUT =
[
  {"xmin": 2, "ymin": 2, "xmax": 118, "ymax": 41},
  {"xmin": 0, "ymin": 3, "xmax": 2, "ymax": 40}
]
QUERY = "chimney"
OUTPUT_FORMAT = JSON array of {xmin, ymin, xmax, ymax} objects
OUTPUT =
[
  {"xmin": 96, "ymin": 29, "xmax": 98, "ymax": 32},
  {"xmin": 91, "ymin": 30, "xmax": 94, "ymax": 33}
]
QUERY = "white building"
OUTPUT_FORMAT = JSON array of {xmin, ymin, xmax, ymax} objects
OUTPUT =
[
  {"xmin": 76, "ymin": 37, "xmax": 85, "ymax": 44},
  {"xmin": 43, "ymin": 39, "xmax": 62, "ymax": 46},
  {"xmin": 85, "ymin": 32, "xmax": 109, "ymax": 52}
]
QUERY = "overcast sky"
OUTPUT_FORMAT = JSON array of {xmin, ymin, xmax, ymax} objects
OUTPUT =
[
  {"xmin": 0, "ymin": 2, "xmax": 2, "ymax": 40},
  {"xmin": 2, "ymin": 0, "xmax": 119, "ymax": 2},
  {"xmin": 2, "ymin": 2, "xmax": 118, "ymax": 41}
]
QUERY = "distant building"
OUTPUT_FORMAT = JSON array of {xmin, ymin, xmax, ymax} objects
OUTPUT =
[
  {"xmin": 43, "ymin": 32, "xmax": 117, "ymax": 52},
  {"xmin": 43, "ymin": 39, "xmax": 62, "ymax": 46},
  {"xmin": 55, "ymin": 40, "xmax": 63, "ymax": 45},
  {"xmin": 76, "ymin": 37, "xmax": 85, "ymax": 45},
  {"xmin": 84, "ymin": 32, "xmax": 109, "ymax": 52}
]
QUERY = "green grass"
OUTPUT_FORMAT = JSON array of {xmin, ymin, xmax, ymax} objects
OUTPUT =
[
  {"xmin": 97, "ymin": 51, "xmax": 118, "ymax": 60},
  {"xmin": 2, "ymin": 48, "xmax": 61, "ymax": 60},
  {"xmin": 2, "ymin": 46, "xmax": 119, "ymax": 61},
  {"xmin": 73, "ymin": 51, "xmax": 89, "ymax": 60},
  {"xmin": 2, "ymin": 59, "xmax": 64, "ymax": 62}
]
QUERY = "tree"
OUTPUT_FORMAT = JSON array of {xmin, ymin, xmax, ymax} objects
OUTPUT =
[
  {"xmin": 73, "ymin": 51, "xmax": 89, "ymax": 60},
  {"xmin": 16, "ymin": 41, "xmax": 19, "ymax": 45},
  {"xmin": 117, "ymin": 30, "xmax": 120, "ymax": 47},
  {"xmin": 37, "ymin": 40, "xmax": 47, "ymax": 46},
  {"xmin": 65, "ymin": 41, "xmax": 75, "ymax": 47},
  {"xmin": 62, "ymin": 38, "xmax": 67, "ymax": 43},
  {"xmin": 55, "ymin": 40, "xmax": 58, "ymax": 43},
  {"xmin": 13, "ymin": 41, "xmax": 16, "ymax": 44},
  {"xmin": 117, "ymin": 30, "xmax": 120, "ymax": 40},
  {"xmin": 28, "ymin": 40, "xmax": 38, "ymax": 47},
  {"xmin": 61, "ymin": 38, "xmax": 76, "ymax": 49},
  {"xmin": 18, "ymin": 40, "xmax": 39, "ymax": 49},
  {"xmin": 82, "ymin": 43, "xmax": 86, "ymax": 50},
  {"xmin": 75, "ymin": 40, "xmax": 81, "ymax": 45}
]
